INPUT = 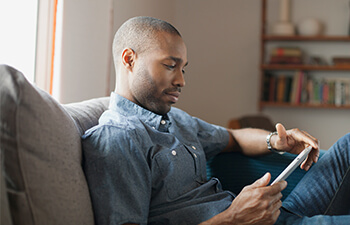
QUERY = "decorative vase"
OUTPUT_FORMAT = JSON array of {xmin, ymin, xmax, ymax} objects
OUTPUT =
[
  {"xmin": 272, "ymin": 0, "xmax": 295, "ymax": 36},
  {"xmin": 297, "ymin": 18, "xmax": 323, "ymax": 36}
]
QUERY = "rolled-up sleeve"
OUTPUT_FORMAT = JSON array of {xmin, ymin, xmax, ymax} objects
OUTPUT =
[{"xmin": 192, "ymin": 117, "xmax": 230, "ymax": 160}]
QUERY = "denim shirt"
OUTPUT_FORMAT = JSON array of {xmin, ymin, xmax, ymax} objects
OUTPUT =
[{"xmin": 82, "ymin": 93, "xmax": 234, "ymax": 225}]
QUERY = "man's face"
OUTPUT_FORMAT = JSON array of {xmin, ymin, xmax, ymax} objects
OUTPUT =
[{"xmin": 130, "ymin": 32, "xmax": 188, "ymax": 115}]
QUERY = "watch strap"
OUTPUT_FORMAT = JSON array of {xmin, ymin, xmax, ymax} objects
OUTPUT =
[{"xmin": 266, "ymin": 131, "xmax": 285, "ymax": 155}]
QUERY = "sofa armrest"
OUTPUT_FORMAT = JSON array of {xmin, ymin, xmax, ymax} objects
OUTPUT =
[{"xmin": 207, "ymin": 150, "xmax": 326, "ymax": 200}]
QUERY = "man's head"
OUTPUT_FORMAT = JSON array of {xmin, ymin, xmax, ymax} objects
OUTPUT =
[{"xmin": 112, "ymin": 16, "xmax": 188, "ymax": 115}]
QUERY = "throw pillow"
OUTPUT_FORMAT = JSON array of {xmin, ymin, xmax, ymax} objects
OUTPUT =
[{"xmin": 0, "ymin": 65, "xmax": 94, "ymax": 225}]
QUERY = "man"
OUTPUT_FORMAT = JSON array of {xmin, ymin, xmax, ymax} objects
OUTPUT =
[{"xmin": 82, "ymin": 16, "xmax": 350, "ymax": 224}]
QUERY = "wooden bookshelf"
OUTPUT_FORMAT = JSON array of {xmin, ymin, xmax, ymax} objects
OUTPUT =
[
  {"xmin": 259, "ymin": 101, "xmax": 350, "ymax": 110},
  {"xmin": 259, "ymin": 0, "xmax": 350, "ymax": 111},
  {"xmin": 261, "ymin": 64, "xmax": 350, "ymax": 71},
  {"xmin": 262, "ymin": 35, "xmax": 350, "ymax": 42}
]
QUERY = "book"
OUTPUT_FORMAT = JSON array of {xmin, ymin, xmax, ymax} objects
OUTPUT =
[
  {"xmin": 322, "ymin": 81, "xmax": 329, "ymax": 104},
  {"xmin": 269, "ymin": 56, "xmax": 303, "ymax": 64},
  {"xmin": 263, "ymin": 72, "xmax": 350, "ymax": 106},
  {"xmin": 303, "ymin": 78, "xmax": 350, "ymax": 106},
  {"xmin": 335, "ymin": 79, "xmax": 342, "ymax": 106},
  {"xmin": 269, "ymin": 47, "xmax": 304, "ymax": 65},
  {"xmin": 284, "ymin": 77, "xmax": 293, "ymax": 102},
  {"xmin": 328, "ymin": 80, "xmax": 335, "ymax": 105},
  {"xmin": 289, "ymin": 72, "xmax": 299, "ymax": 104},
  {"xmin": 313, "ymin": 78, "xmax": 321, "ymax": 105},
  {"xmin": 276, "ymin": 75, "xmax": 286, "ymax": 102},
  {"xmin": 269, "ymin": 76, "xmax": 277, "ymax": 102},
  {"xmin": 271, "ymin": 47, "xmax": 303, "ymax": 57},
  {"xmin": 332, "ymin": 57, "xmax": 350, "ymax": 65},
  {"xmin": 345, "ymin": 82, "xmax": 350, "ymax": 105},
  {"xmin": 262, "ymin": 73, "xmax": 272, "ymax": 101},
  {"xmin": 306, "ymin": 78, "xmax": 314, "ymax": 104},
  {"xmin": 290, "ymin": 71, "xmax": 310, "ymax": 104},
  {"xmin": 296, "ymin": 71, "xmax": 304, "ymax": 104}
]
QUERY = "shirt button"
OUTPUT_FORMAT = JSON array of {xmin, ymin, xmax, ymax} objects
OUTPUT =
[
  {"xmin": 161, "ymin": 120, "xmax": 166, "ymax": 125},
  {"xmin": 193, "ymin": 153, "xmax": 197, "ymax": 158},
  {"xmin": 172, "ymin": 150, "xmax": 177, "ymax": 156},
  {"xmin": 152, "ymin": 126, "xmax": 156, "ymax": 129},
  {"xmin": 192, "ymin": 146, "xmax": 196, "ymax": 150}
]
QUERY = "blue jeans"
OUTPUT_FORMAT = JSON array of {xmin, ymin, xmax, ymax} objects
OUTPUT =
[{"xmin": 276, "ymin": 133, "xmax": 350, "ymax": 224}]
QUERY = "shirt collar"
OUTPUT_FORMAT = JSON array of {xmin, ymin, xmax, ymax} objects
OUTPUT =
[{"xmin": 109, "ymin": 92, "xmax": 171, "ymax": 131}]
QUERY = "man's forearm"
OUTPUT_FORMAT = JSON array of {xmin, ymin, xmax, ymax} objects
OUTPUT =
[{"xmin": 226, "ymin": 128, "xmax": 272, "ymax": 156}]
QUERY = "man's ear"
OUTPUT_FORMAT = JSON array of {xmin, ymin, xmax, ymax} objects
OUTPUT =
[{"xmin": 121, "ymin": 48, "xmax": 136, "ymax": 71}]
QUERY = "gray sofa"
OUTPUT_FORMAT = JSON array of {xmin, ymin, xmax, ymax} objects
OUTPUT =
[
  {"xmin": 1, "ymin": 65, "xmax": 324, "ymax": 225},
  {"xmin": 1, "ymin": 65, "xmax": 108, "ymax": 225}
]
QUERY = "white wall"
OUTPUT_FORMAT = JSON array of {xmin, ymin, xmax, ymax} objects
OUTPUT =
[
  {"xmin": 60, "ymin": 0, "xmax": 350, "ymax": 149},
  {"xmin": 174, "ymin": 0, "xmax": 350, "ymax": 149},
  {"xmin": 173, "ymin": 0, "xmax": 260, "ymax": 126},
  {"xmin": 58, "ymin": 0, "xmax": 113, "ymax": 103}
]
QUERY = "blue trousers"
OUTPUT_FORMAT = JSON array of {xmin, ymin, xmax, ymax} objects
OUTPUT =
[{"xmin": 277, "ymin": 133, "xmax": 350, "ymax": 224}]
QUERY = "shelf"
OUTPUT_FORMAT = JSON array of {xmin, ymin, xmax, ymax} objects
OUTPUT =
[
  {"xmin": 259, "ymin": 0, "xmax": 350, "ymax": 111},
  {"xmin": 260, "ymin": 102, "xmax": 350, "ymax": 109},
  {"xmin": 261, "ymin": 64, "xmax": 350, "ymax": 71},
  {"xmin": 263, "ymin": 35, "xmax": 350, "ymax": 42}
]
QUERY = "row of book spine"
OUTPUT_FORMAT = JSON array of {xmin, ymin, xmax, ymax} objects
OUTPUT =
[
  {"xmin": 263, "ymin": 71, "xmax": 350, "ymax": 106},
  {"xmin": 268, "ymin": 47, "xmax": 303, "ymax": 65}
]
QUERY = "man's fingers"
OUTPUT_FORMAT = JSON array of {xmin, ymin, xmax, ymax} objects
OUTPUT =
[
  {"xmin": 267, "ymin": 180, "xmax": 287, "ymax": 195},
  {"xmin": 276, "ymin": 123, "xmax": 287, "ymax": 140},
  {"xmin": 301, "ymin": 148, "xmax": 320, "ymax": 170},
  {"xmin": 269, "ymin": 200, "xmax": 283, "ymax": 222},
  {"xmin": 275, "ymin": 123, "xmax": 295, "ymax": 150},
  {"xmin": 275, "ymin": 123, "xmax": 320, "ymax": 156},
  {"xmin": 299, "ymin": 130, "xmax": 319, "ymax": 149},
  {"xmin": 250, "ymin": 173, "xmax": 287, "ymax": 194},
  {"xmin": 251, "ymin": 173, "xmax": 271, "ymax": 188},
  {"xmin": 237, "ymin": 175, "xmax": 285, "ymax": 224}
]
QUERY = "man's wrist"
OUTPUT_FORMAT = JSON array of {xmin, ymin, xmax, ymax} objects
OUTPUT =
[{"xmin": 266, "ymin": 131, "xmax": 285, "ymax": 155}]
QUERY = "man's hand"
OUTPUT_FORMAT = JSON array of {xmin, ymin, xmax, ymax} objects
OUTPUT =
[
  {"xmin": 200, "ymin": 173, "xmax": 286, "ymax": 225},
  {"xmin": 272, "ymin": 123, "xmax": 320, "ymax": 171},
  {"xmin": 228, "ymin": 173, "xmax": 286, "ymax": 224}
]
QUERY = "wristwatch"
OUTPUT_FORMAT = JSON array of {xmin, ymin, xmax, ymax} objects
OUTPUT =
[{"xmin": 266, "ymin": 131, "xmax": 285, "ymax": 155}]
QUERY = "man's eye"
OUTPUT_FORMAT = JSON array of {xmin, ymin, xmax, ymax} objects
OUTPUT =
[{"xmin": 164, "ymin": 64, "xmax": 176, "ymax": 69}]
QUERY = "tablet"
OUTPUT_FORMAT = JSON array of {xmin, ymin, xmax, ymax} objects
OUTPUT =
[{"xmin": 271, "ymin": 146, "xmax": 313, "ymax": 185}]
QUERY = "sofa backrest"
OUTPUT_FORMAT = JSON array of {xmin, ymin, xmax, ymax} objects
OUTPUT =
[
  {"xmin": 63, "ymin": 97, "xmax": 109, "ymax": 136},
  {"xmin": 0, "ymin": 65, "xmax": 109, "ymax": 225}
]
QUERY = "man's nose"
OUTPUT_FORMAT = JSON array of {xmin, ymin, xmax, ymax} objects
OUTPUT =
[{"xmin": 173, "ymin": 70, "xmax": 185, "ymax": 87}]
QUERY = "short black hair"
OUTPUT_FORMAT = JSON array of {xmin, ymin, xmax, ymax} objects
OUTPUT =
[{"xmin": 112, "ymin": 16, "xmax": 181, "ymax": 70}]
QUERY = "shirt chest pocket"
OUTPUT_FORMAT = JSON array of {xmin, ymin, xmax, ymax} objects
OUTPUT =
[{"xmin": 154, "ymin": 145, "xmax": 200, "ymax": 200}]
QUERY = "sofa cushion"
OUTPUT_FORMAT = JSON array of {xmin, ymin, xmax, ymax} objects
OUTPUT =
[
  {"xmin": 64, "ymin": 97, "xmax": 109, "ymax": 136},
  {"xmin": 1, "ymin": 153, "xmax": 12, "ymax": 225},
  {"xmin": 0, "ymin": 65, "xmax": 95, "ymax": 225}
]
